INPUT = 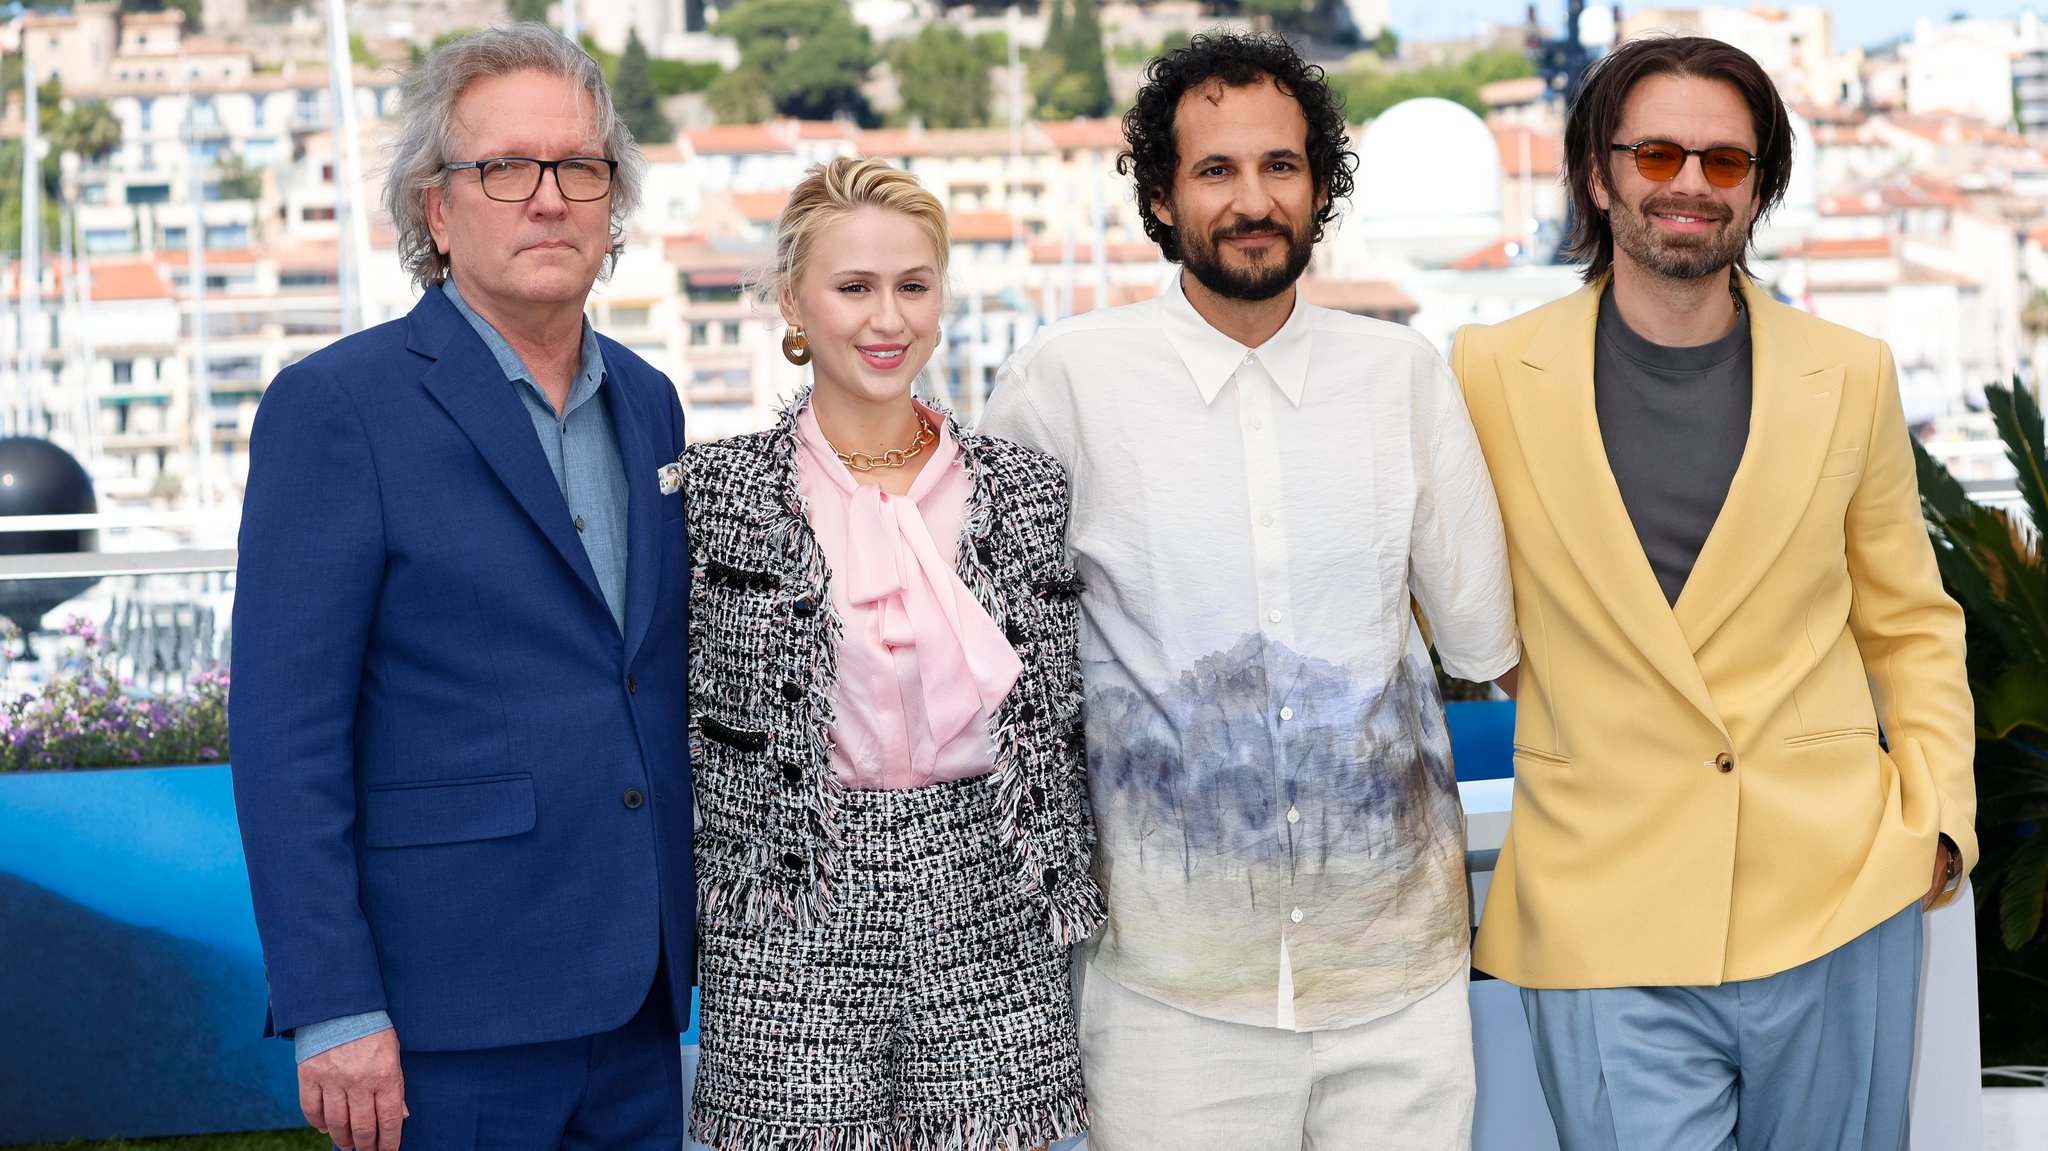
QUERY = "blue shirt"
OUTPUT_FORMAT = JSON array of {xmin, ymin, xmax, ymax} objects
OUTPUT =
[{"xmin": 292, "ymin": 281, "xmax": 631, "ymax": 1063}]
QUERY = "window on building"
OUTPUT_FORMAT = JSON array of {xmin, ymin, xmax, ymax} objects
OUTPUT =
[
  {"xmin": 251, "ymin": 96, "xmax": 266, "ymax": 128},
  {"xmin": 205, "ymin": 223, "xmax": 250, "ymax": 249},
  {"xmin": 280, "ymin": 270, "xmax": 339, "ymax": 289},
  {"xmin": 302, "ymin": 206, "xmax": 337, "ymax": 222},
  {"xmin": 721, "ymin": 321, "xmax": 741, "ymax": 345},
  {"xmin": 85, "ymin": 228, "xmax": 130, "ymax": 254},
  {"xmin": 113, "ymin": 360, "xmax": 134, "ymax": 385},
  {"xmin": 689, "ymin": 322, "xmax": 709, "ymax": 346},
  {"xmin": 138, "ymin": 97, "xmax": 154, "ymax": 132},
  {"xmin": 128, "ymin": 183, "xmax": 171, "ymax": 205},
  {"xmin": 161, "ymin": 225, "xmax": 188, "ymax": 248},
  {"xmin": 611, "ymin": 306, "xmax": 651, "ymax": 327}
]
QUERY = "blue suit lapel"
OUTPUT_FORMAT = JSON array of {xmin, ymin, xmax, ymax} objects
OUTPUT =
[
  {"xmin": 605, "ymin": 343, "xmax": 662, "ymax": 667},
  {"xmin": 407, "ymin": 289, "xmax": 608, "ymax": 608}
]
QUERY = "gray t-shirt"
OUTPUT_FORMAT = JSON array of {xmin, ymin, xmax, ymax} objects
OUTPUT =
[{"xmin": 1594, "ymin": 285, "xmax": 1752, "ymax": 606}]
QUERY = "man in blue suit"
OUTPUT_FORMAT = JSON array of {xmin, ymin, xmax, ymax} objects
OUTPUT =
[{"xmin": 231, "ymin": 25, "xmax": 692, "ymax": 1151}]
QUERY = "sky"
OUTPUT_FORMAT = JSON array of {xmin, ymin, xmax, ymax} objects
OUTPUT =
[{"xmin": 1389, "ymin": 1, "xmax": 2033, "ymax": 53}]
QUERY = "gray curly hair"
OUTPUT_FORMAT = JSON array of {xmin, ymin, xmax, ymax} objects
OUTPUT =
[{"xmin": 383, "ymin": 22, "xmax": 647, "ymax": 289}]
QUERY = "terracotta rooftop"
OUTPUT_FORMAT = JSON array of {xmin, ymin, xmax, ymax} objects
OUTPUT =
[
  {"xmin": 641, "ymin": 143, "xmax": 686, "ymax": 164},
  {"xmin": 1492, "ymin": 124, "xmax": 1561, "ymax": 175},
  {"xmin": 1818, "ymin": 192, "xmax": 1883, "ymax": 217},
  {"xmin": 858, "ymin": 129, "xmax": 929, "ymax": 159},
  {"xmin": 1299, "ymin": 277, "xmax": 1417, "ymax": 315},
  {"xmin": 686, "ymin": 124, "xmax": 791, "ymax": 155},
  {"xmin": 1029, "ymin": 239, "xmax": 1164, "ymax": 265},
  {"xmin": 1785, "ymin": 236, "xmax": 1895, "ymax": 259},
  {"xmin": 1056, "ymin": 282, "xmax": 1162, "ymax": 313},
  {"xmin": 1037, "ymin": 119, "xmax": 1127, "ymax": 152},
  {"xmin": 733, "ymin": 190, "xmax": 789, "ymax": 223},
  {"xmin": 86, "ymin": 261, "xmax": 174, "ymax": 302},
  {"xmin": 950, "ymin": 211, "xmax": 1017, "ymax": 243},
  {"xmin": 1449, "ymin": 239, "xmax": 1521, "ymax": 271}
]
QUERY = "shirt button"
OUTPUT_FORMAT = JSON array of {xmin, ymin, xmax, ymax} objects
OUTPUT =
[
  {"xmin": 574, "ymin": 515, "xmax": 586, "ymax": 532},
  {"xmin": 1268, "ymin": 609, "xmax": 1283, "ymax": 623},
  {"xmin": 1279, "ymin": 706, "xmax": 1294, "ymax": 721},
  {"xmin": 1244, "ymin": 352, "xmax": 1255, "ymax": 364},
  {"xmin": 621, "ymin": 788, "xmax": 644, "ymax": 809},
  {"xmin": 1250, "ymin": 418, "xmax": 1264, "ymax": 430},
  {"xmin": 1290, "ymin": 907, "xmax": 1304, "ymax": 923},
  {"xmin": 1286, "ymin": 806, "xmax": 1300, "ymax": 824},
  {"xmin": 1260, "ymin": 513, "xmax": 1274, "ymax": 527}
]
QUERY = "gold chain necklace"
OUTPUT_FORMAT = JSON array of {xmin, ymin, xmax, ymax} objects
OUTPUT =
[{"xmin": 831, "ymin": 418, "xmax": 935, "ymax": 472}]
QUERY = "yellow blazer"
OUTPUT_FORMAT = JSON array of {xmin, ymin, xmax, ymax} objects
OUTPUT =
[{"xmin": 1453, "ymin": 276, "xmax": 1975, "ymax": 989}]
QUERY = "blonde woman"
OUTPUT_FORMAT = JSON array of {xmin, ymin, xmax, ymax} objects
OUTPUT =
[{"xmin": 681, "ymin": 156, "xmax": 1099, "ymax": 1151}]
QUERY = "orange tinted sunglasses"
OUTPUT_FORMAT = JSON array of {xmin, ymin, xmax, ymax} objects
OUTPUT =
[{"xmin": 1610, "ymin": 139, "xmax": 1758, "ymax": 188}]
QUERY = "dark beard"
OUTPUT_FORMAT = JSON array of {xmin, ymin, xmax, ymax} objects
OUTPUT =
[
  {"xmin": 1608, "ymin": 193, "xmax": 1750, "ymax": 281},
  {"xmin": 1177, "ymin": 215, "xmax": 1315, "ymax": 302}
]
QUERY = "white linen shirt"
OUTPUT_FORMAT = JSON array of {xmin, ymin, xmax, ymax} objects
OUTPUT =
[{"xmin": 981, "ymin": 275, "xmax": 1518, "ymax": 1031}]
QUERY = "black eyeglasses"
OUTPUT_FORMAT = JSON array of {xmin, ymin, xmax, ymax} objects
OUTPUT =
[
  {"xmin": 1610, "ymin": 139, "xmax": 1758, "ymax": 188},
  {"xmin": 442, "ymin": 156, "xmax": 618, "ymax": 203}
]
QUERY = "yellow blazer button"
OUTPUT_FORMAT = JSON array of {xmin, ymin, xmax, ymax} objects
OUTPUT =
[{"xmin": 1715, "ymin": 753, "xmax": 1734, "ymax": 773}]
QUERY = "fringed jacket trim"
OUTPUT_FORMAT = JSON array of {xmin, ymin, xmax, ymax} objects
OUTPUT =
[{"xmin": 681, "ymin": 390, "xmax": 1103, "ymax": 943}]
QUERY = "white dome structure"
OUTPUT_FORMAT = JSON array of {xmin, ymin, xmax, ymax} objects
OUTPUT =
[{"xmin": 1345, "ymin": 98, "xmax": 1505, "ymax": 268}]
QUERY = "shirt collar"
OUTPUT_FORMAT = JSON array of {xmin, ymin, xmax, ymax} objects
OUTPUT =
[
  {"xmin": 441, "ymin": 278, "xmax": 607, "ymax": 412},
  {"xmin": 1160, "ymin": 272, "xmax": 1314, "ymax": 408}
]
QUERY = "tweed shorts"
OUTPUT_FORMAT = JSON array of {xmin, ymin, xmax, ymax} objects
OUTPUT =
[{"xmin": 690, "ymin": 774, "xmax": 1087, "ymax": 1151}]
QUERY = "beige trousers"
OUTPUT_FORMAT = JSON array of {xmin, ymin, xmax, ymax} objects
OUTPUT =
[{"xmin": 1074, "ymin": 956, "xmax": 1474, "ymax": 1151}]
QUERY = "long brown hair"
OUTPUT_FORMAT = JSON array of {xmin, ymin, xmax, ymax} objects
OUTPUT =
[{"xmin": 1562, "ymin": 35, "xmax": 1793, "ymax": 282}]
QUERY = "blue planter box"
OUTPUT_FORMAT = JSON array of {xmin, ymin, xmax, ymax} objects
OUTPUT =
[
  {"xmin": 0, "ymin": 702, "xmax": 1519, "ymax": 1143},
  {"xmin": 1447, "ymin": 699, "xmax": 1516, "ymax": 781},
  {"xmin": 0, "ymin": 765, "xmax": 300, "ymax": 1143}
]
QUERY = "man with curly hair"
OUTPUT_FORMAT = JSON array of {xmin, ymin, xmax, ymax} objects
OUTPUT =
[{"xmin": 982, "ymin": 30, "xmax": 1517, "ymax": 1148}]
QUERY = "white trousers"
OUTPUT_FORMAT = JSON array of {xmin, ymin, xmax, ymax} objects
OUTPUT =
[{"xmin": 1075, "ymin": 955, "xmax": 1474, "ymax": 1150}]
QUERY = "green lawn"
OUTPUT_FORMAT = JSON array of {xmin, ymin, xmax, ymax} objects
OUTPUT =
[{"xmin": 10, "ymin": 1133, "xmax": 327, "ymax": 1151}]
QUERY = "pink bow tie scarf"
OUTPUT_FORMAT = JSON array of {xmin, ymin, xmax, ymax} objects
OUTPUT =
[{"xmin": 795, "ymin": 404, "xmax": 1022, "ymax": 788}]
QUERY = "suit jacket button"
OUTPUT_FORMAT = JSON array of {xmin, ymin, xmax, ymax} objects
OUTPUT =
[
  {"xmin": 622, "ymin": 788, "xmax": 645, "ymax": 809},
  {"xmin": 781, "ymin": 851, "xmax": 805, "ymax": 870},
  {"xmin": 792, "ymin": 598, "xmax": 816, "ymax": 617},
  {"xmin": 782, "ymin": 764, "xmax": 803, "ymax": 784},
  {"xmin": 1715, "ymin": 753, "xmax": 1735, "ymax": 773},
  {"xmin": 1042, "ymin": 866, "xmax": 1062, "ymax": 891},
  {"xmin": 1005, "ymin": 621, "xmax": 1026, "ymax": 645},
  {"xmin": 975, "ymin": 542, "xmax": 996, "ymax": 565},
  {"xmin": 781, "ymin": 682, "xmax": 803, "ymax": 702},
  {"xmin": 626, "ymin": 675, "xmax": 638, "ymax": 694},
  {"xmin": 1017, "ymin": 702, "xmax": 1038, "ymax": 721}
]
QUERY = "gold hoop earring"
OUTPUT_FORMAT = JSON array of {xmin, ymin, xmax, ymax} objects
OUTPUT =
[{"xmin": 781, "ymin": 325, "xmax": 811, "ymax": 366}]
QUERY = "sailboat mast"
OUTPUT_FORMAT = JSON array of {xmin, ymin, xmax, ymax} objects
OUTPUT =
[
  {"xmin": 20, "ymin": 44, "xmax": 41, "ymax": 436},
  {"xmin": 324, "ymin": 0, "xmax": 372, "ymax": 334}
]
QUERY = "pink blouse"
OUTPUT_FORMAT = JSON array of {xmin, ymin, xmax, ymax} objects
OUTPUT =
[{"xmin": 794, "ymin": 402, "xmax": 1022, "ymax": 789}]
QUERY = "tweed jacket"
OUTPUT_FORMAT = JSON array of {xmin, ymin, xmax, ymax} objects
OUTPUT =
[{"xmin": 682, "ymin": 392, "xmax": 1104, "ymax": 944}]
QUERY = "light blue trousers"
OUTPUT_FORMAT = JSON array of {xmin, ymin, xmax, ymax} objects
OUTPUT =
[{"xmin": 1521, "ymin": 900, "xmax": 1923, "ymax": 1151}]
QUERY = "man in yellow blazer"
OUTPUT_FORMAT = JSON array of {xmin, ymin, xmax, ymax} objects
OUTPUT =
[{"xmin": 1453, "ymin": 36, "xmax": 1973, "ymax": 1150}]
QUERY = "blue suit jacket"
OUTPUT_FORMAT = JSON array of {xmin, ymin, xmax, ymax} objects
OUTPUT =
[{"xmin": 230, "ymin": 285, "xmax": 694, "ymax": 1052}]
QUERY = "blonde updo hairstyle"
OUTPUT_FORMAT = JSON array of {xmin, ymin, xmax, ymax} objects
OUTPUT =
[{"xmin": 754, "ymin": 157, "xmax": 951, "ymax": 320}]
